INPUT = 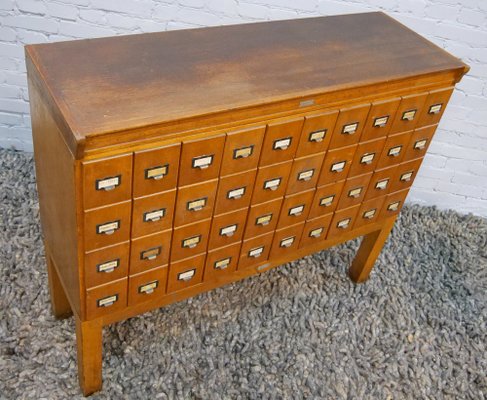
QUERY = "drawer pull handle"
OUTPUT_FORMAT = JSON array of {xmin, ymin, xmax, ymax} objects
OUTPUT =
[
  {"xmin": 331, "ymin": 161, "xmax": 346, "ymax": 173},
  {"xmin": 178, "ymin": 269, "xmax": 196, "ymax": 281},
  {"xmin": 96, "ymin": 175, "xmax": 121, "ymax": 192},
  {"xmin": 289, "ymin": 205, "xmax": 304, "ymax": 216},
  {"xmin": 373, "ymin": 116, "xmax": 389, "ymax": 127},
  {"xmin": 298, "ymin": 169, "xmax": 314, "ymax": 181},
  {"xmin": 139, "ymin": 280, "xmax": 158, "ymax": 295},
  {"xmin": 414, "ymin": 139, "xmax": 427, "ymax": 150},
  {"xmin": 387, "ymin": 201, "xmax": 400, "ymax": 211},
  {"xmin": 264, "ymin": 177, "xmax": 281, "ymax": 191},
  {"xmin": 337, "ymin": 218, "xmax": 351, "ymax": 229},
  {"xmin": 97, "ymin": 294, "xmax": 118, "ymax": 308},
  {"xmin": 227, "ymin": 187, "xmax": 245, "ymax": 200},
  {"xmin": 309, "ymin": 227, "xmax": 323, "ymax": 238},
  {"xmin": 342, "ymin": 122, "xmax": 358, "ymax": 135},
  {"xmin": 375, "ymin": 179, "xmax": 389, "ymax": 190},
  {"xmin": 140, "ymin": 246, "xmax": 161, "ymax": 261},
  {"xmin": 348, "ymin": 188, "xmax": 362, "ymax": 198},
  {"xmin": 309, "ymin": 130, "xmax": 326, "ymax": 143},
  {"xmin": 192, "ymin": 155, "xmax": 214, "ymax": 169},
  {"xmin": 96, "ymin": 220, "xmax": 120, "ymax": 235},
  {"xmin": 273, "ymin": 137, "xmax": 292, "ymax": 150},
  {"xmin": 220, "ymin": 224, "xmax": 237, "ymax": 237},
  {"xmin": 360, "ymin": 153, "xmax": 375, "ymax": 165},
  {"xmin": 182, "ymin": 235, "xmax": 201, "ymax": 249},
  {"xmin": 97, "ymin": 258, "xmax": 120, "ymax": 273},
  {"xmin": 429, "ymin": 103, "xmax": 442, "ymax": 114},
  {"xmin": 187, "ymin": 197, "xmax": 207, "ymax": 212},
  {"xmin": 143, "ymin": 208, "xmax": 166, "ymax": 222},
  {"xmin": 145, "ymin": 164, "xmax": 169, "ymax": 180},
  {"xmin": 400, "ymin": 172, "xmax": 413, "ymax": 182},
  {"xmin": 256, "ymin": 214, "xmax": 272, "ymax": 226},
  {"xmin": 280, "ymin": 236, "xmax": 295, "ymax": 248},
  {"xmin": 214, "ymin": 257, "xmax": 231, "ymax": 270},
  {"xmin": 363, "ymin": 209, "xmax": 376, "ymax": 219},
  {"xmin": 249, "ymin": 246, "xmax": 264, "ymax": 258},
  {"xmin": 233, "ymin": 145, "xmax": 254, "ymax": 159},
  {"xmin": 402, "ymin": 109, "xmax": 417, "ymax": 121},
  {"xmin": 388, "ymin": 146, "xmax": 402, "ymax": 157},
  {"xmin": 320, "ymin": 195, "xmax": 335, "ymax": 207}
]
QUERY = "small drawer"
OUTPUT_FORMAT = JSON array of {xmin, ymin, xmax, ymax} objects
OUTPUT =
[
  {"xmin": 204, "ymin": 242, "xmax": 241, "ymax": 282},
  {"xmin": 259, "ymin": 117, "xmax": 304, "ymax": 166},
  {"xmin": 84, "ymin": 242, "xmax": 130, "ymax": 289},
  {"xmin": 417, "ymin": 87, "xmax": 454, "ymax": 128},
  {"xmin": 252, "ymin": 161, "xmax": 292, "ymax": 204},
  {"xmin": 277, "ymin": 189, "xmax": 314, "ymax": 229},
  {"xmin": 132, "ymin": 190, "xmax": 176, "ymax": 238},
  {"xmin": 390, "ymin": 158, "xmax": 423, "ymax": 193},
  {"xmin": 130, "ymin": 229, "xmax": 172, "ymax": 274},
  {"xmin": 128, "ymin": 266, "xmax": 168, "ymax": 306},
  {"xmin": 327, "ymin": 204, "xmax": 360, "ymax": 238},
  {"xmin": 239, "ymin": 231, "xmax": 274, "ymax": 270},
  {"xmin": 167, "ymin": 253, "xmax": 206, "ymax": 294},
  {"xmin": 353, "ymin": 196, "xmax": 386, "ymax": 229},
  {"xmin": 245, "ymin": 197, "xmax": 283, "ymax": 239},
  {"xmin": 286, "ymin": 152, "xmax": 325, "ymax": 195},
  {"xmin": 349, "ymin": 137, "xmax": 386, "ymax": 177},
  {"xmin": 174, "ymin": 179, "xmax": 218, "ymax": 227},
  {"xmin": 208, "ymin": 207, "xmax": 248, "ymax": 249},
  {"xmin": 82, "ymin": 154, "xmax": 133, "ymax": 210},
  {"xmin": 171, "ymin": 219, "xmax": 211, "ymax": 262},
  {"xmin": 133, "ymin": 143, "xmax": 181, "ymax": 197},
  {"xmin": 376, "ymin": 132, "xmax": 411, "ymax": 170},
  {"xmin": 337, "ymin": 172, "xmax": 372, "ymax": 210},
  {"xmin": 83, "ymin": 201, "xmax": 131, "ymax": 252},
  {"xmin": 403, "ymin": 125, "xmax": 437, "ymax": 162},
  {"xmin": 380, "ymin": 189, "xmax": 410, "ymax": 219},
  {"xmin": 360, "ymin": 98, "xmax": 401, "ymax": 141},
  {"xmin": 308, "ymin": 180, "xmax": 346, "ymax": 219},
  {"xmin": 299, "ymin": 213, "xmax": 333, "ymax": 249},
  {"xmin": 86, "ymin": 278, "xmax": 128, "ymax": 320},
  {"xmin": 318, "ymin": 144, "xmax": 356, "ymax": 186},
  {"xmin": 364, "ymin": 166, "xmax": 395, "ymax": 201},
  {"xmin": 214, "ymin": 169, "xmax": 256, "ymax": 215},
  {"xmin": 389, "ymin": 92, "xmax": 428, "ymax": 134},
  {"xmin": 270, "ymin": 222, "xmax": 304, "ymax": 259},
  {"xmin": 295, "ymin": 110, "xmax": 338, "ymax": 157},
  {"xmin": 221, "ymin": 126, "xmax": 265, "ymax": 176},
  {"xmin": 329, "ymin": 103, "xmax": 371, "ymax": 150},
  {"xmin": 179, "ymin": 134, "xmax": 225, "ymax": 186}
]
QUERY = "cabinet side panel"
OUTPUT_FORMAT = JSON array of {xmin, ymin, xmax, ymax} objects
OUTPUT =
[{"xmin": 28, "ymin": 76, "xmax": 82, "ymax": 317}]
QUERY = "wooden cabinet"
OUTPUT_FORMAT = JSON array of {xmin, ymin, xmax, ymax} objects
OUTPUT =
[{"xmin": 26, "ymin": 12, "xmax": 468, "ymax": 395}]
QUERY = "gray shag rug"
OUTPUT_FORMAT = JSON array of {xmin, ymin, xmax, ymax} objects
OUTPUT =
[{"xmin": 0, "ymin": 148, "xmax": 486, "ymax": 399}]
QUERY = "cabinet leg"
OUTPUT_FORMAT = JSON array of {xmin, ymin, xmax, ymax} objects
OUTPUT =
[
  {"xmin": 349, "ymin": 216, "xmax": 397, "ymax": 283},
  {"xmin": 75, "ymin": 315, "xmax": 103, "ymax": 396},
  {"xmin": 46, "ymin": 251, "xmax": 72, "ymax": 319}
]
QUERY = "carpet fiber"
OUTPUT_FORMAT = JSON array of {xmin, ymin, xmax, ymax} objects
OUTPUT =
[{"xmin": 1, "ymin": 148, "xmax": 486, "ymax": 399}]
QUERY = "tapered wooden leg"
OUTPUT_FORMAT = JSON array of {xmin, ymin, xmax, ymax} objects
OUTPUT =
[
  {"xmin": 46, "ymin": 251, "xmax": 72, "ymax": 319},
  {"xmin": 349, "ymin": 216, "xmax": 397, "ymax": 283},
  {"xmin": 75, "ymin": 314, "xmax": 103, "ymax": 396}
]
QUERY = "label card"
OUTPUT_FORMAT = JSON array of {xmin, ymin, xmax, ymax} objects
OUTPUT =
[
  {"xmin": 348, "ymin": 187, "xmax": 362, "ymax": 198},
  {"xmin": 96, "ymin": 220, "xmax": 120, "ymax": 235},
  {"xmin": 192, "ymin": 155, "xmax": 213, "ymax": 169},
  {"xmin": 402, "ymin": 109, "xmax": 417, "ymax": 121},
  {"xmin": 280, "ymin": 236, "xmax": 295, "ymax": 248},
  {"xmin": 309, "ymin": 227, "xmax": 324, "ymax": 238},
  {"xmin": 145, "ymin": 164, "xmax": 168, "ymax": 180},
  {"xmin": 233, "ymin": 145, "xmax": 254, "ymax": 159},
  {"xmin": 414, "ymin": 139, "xmax": 428, "ymax": 150},
  {"xmin": 429, "ymin": 104, "xmax": 442, "ymax": 114},
  {"xmin": 256, "ymin": 214, "xmax": 272, "ymax": 226},
  {"xmin": 363, "ymin": 209, "xmax": 376, "ymax": 219},
  {"xmin": 375, "ymin": 179, "xmax": 389, "ymax": 190},
  {"xmin": 214, "ymin": 257, "xmax": 231, "ymax": 270},
  {"xmin": 320, "ymin": 195, "xmax": 335, "ymax": 207},
  {"xmin": 273, "ymin": 137, "xmax": 292, "ymax": 150},
  {"xmin": 331, "ymin": 161, "xmax": 346, "ymax": 172},
  {"xmin": 401, "ymin": 171, "xmax": 413, "ymax": 181},
  {"xmin": 97, "ymin": 294, "xmax": 118, "ymax": 308},
  {"xmin": 264, "ymin": 178, "xmax": 281, "ymax": 190},
  {"xmin": 220, "ymin": 224, "xmax": 237, "ymax": 237},
  {"xmin": 342, "ymin": 122, "xmax": 358, "ymax": 134},
  {"xmin": 360, "ymin": 153, "xmax": 375, "ymax": 164},
  {"xmin": 374, "ymin": 116, "xmax": 389, "ymax": 127},
  {"xmin": 309, "ymin": 130, "xmax": 326, "ymax": 142},
  {"xmin": 97, "ymin": 259, "xmax": 119, "ymax": 273},
  {"xmin": 289, "ymin": 205, "xmax": 304, "ymax": 216},
  {"xmin": 178, "ymin": 269, "xmax": 196, "ymax": 281},
  {"xmin": 298, "ymin": 169, "xmax": 314, "ymax": 181},
  {"xmin": 337, "ymin": 218, "xmax": 351, "ymax": 229},
  {"xmin": 96, "ymin": 175, "xmax": 121, "ymax": 191},
  {"xmin": 143, "ymin": 208, "xmax": 165, "ymax": 222},
  {"xmin": 227, "ymin": 187, "xmax": 245, "ymax": 199},
  {"xmin": 249, "ymin": 246, "xmax": 264, "ymax": 258},
  {"xmin": 140, "ymin": 246, "xmax": 161, "ymax": 260},
  {"xmin": 182, "ymin": 235, "xmax": 201, "ymax": 248},
  {"xmin": 187, "ymin": 197, "xmax": 207, "ymax": 211},
  {"xmin": 388, "ymin": 146, "xmax": 402, "ymax": 157},
  {"xmin": 387, "ymin": 201, "xmax": 400, "ymax": 211},
  {"xmin": 138, "ymin": 280, "xmax": 158, "ymax": 294}
]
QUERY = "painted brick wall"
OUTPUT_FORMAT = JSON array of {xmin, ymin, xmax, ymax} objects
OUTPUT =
[{"xmin": 1, "ymin": 0, "xmax": 486, "ymax": 217}]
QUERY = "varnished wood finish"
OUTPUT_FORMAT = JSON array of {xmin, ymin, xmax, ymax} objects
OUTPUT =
[{"xmin": 26, "ymin": 13, "xmax": 468, "ymax": 395}]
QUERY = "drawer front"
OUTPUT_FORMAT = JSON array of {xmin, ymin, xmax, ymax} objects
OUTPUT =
[
  {"xmin": 418, "ymin": 87, "xmax": 454, "ymax": 128},
  {"xmin": 171, "ymin": 219, "xmax": 211, "ymax": 262},
  {"xmin": 329, "ymin": 103, "xmax": 370, "ymax": 149},
  {"xmin": 380, "ymin": 189, "xmax": 410, "ymax": 218},
  {"xmin": 86, "ymin": 278, "xmax": 128, "ymax": 320},
  {"xmin": 327, "ymin": 204, "xmax": 360, "ymax": 238},
  {"xmin": 239, "ymin": 231, "xmax": 274, "ymax": 270},
  {"xmin": 208, "ymin": 207, "xmax": 248, "ymax": 249},
  {"xmin": 167, "ymin": 253, "xmax": 206, "ymax": 294},
  {"xmin": 365, "ymin": 166, "xmax": 395, "ymax": 201},
  {"xmin": 353, "ymin": 196, "xmax": 386, "ymax": 229},
  {"xmin": 131, "ymin": 190, "xmax": 176, "ymax": 238},
  {"xmin": 214, "ymin": 169, "xmax": 256, "ymax": 215},
  {"xmin": 349, "ymin": 137, "xmax": 386, "ymax": 177},
  {"xmin": 82, "ymin": 154, "xmax": 133, "ymax": 210},
  {"xmin": 337, "ymin": 172, "xmax": 372, "ymax": 210},
  {"xmin": 83, "ymin": 201, "xmax": 131, "ymax": 251},
  {"xmin": 299, "ymin": 213, "xmax": 333, "ymax": 249},
  {"xmin": 128, "ymin": 266, "xmax": 168, "ymax": 306},
  {"xmin": 403, "ymin": 125, "xmax": 437, "ymax": 162},
  {"xmin": 270, "ymin": 222, "xmax": 304, "ymax": 258},
  {"xmin": 174, "ymin": 179, "xmax": 218, "ymax": 227},
  {"xmin": 286, "ymin": 152, "xmax": 325, "ymax": 195},
  {"xmin": 259, "ymin": 117, "xmax": 304, "ymax": 166},
  {"xmin": 318, "ymin": 144, "xmax": 356, "ymax": 186},
  {"xmin": 179, "ymin": 134, "xmax": 225, "ymax": 186},
  {"xmin": 360, "ymin": 98, "xmax": 400, "ymax": 141},
  {"xmin": 295, "ymin": 110, "xmax": 338, "ymax": 157},
  {"xmin": 221, "ymin": 126, "xmax": 265, "ymax": 176},
  {"xmin": 252, "ymin": 161, "xmax": 292, "ymax": 204},
  {"xmin": 390, "ymin": 158, "xmax": 423, "ymax": 193},
  {"xmin": 133, "ymin": 143, "xmax": 181, "ymax": 197},
  {"xmin": 277, "ymin": 189, "xmax": 314, "ymax": 229},
  {"xmin": 308, "ymin": 180, "xmax": 346, "ymax": 219},
  {"xmin": 245, "ymin": 197, "xmax": 283, "ymax": 239},
  {"xmin": 84, "ymin": 242, "xmax": 130, "ymax": 289},
  {"xmin": 376, "ymin": 131, "xmax": 411, "ymax": 169},
  {"xmin": 389, "ymin": 92, "xmax": 428, "ymax": 134},
  {"xmin": 204, "ymin": 242, "xmax": 241, "ymax": 282},
  {"xmin": 130, "ymin": 229, "xmax": 172, "ymax": 274}
]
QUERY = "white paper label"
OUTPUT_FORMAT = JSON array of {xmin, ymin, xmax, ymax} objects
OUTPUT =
[
  {"xmin": 298, "ymin": 169, "xmax": 314, "ymax": 181},
  {"xmin": 228, "ymin": 187, "xmax": 245, "ymax": 199},
  {"xmin": 280, "ymin": 236, "xmax": 295, "ymax": 248},
  {"xmin": 309, "ymin": 130, "xmax": 326, "ymax": 142},
  {"xmin": 144, "ymin": 209, "xmax": 165, "ymax": 222},
  {"xmin": 337, "ymin": 218, "xmax": 351, "ymax": 228},
  {"xmin": 192, "ymin": 155, "xmax": 213, "ymax": 168},
  {"xmin": 96, "ymin": 176, "xmax": 120, "ymax": 190},
  {"xmin": 348, "ymin": 187, "xmax": 362, "ymax": 198},
  {"xmin": 309, "ymin": 227, "xmax": 323, "ymax": 237},
  {"xmin": 374, "ymin": 116, "xmax": 389, "ymax": 127},
  {"xmin": 360, "ymin": 153, "xmax": 375, "ymax": 164},
  {"xmin": 220, "ymin": 224, "xmax": 237, "ymax": 236},
  {"xmin": 188, "ymin": 198, "xmax": 207, "ymax": 211},
  {"xmin": 214, "ymin": 257, "xmax": 231, "ymax": 269},
  {"xmin": 375, "ymin": 179, "xmax": 389, "ymax": 190},
  {"xmin": 145, "ymin": 165, "xmax": 168, "ymax": 179},
  {"xmin": 97, "ymin": 295, "xmax": 117, "ymax": 307},
  {"xmin": 97, "ymin": 259, "xmax": 119, "ymax": 273},
  {"xmin": 289, "ymin": 205, "xmax": 304, "ymax": 216},
  {"xmin": 363, "ymin": 209, "xmax": 376, "ymax": 219},
  {"xmin": 388, "ymin": 201, "xmax": 400, "ymax": 211},
  {"xmin": 256, "ymin": 214, "xmax": 272, "ymax": 225},
  {"xmin": 264, "ymin": 178, "xmax": 281, "ymax": 190},
  {"xmin": 97, "ymin": 221, "xmax": 119, "ymax": 234},
  {"xmin": 342, "ymin": 122, "xmax": 358, "ymax": 134},
  {"xmin": 249, "ymin": 246, "xmax": 264, "ymax": 258},
  {"xmin": 414, "ymin": 139, "xmax": 427, "ymax": 150},
  {"xmin": 320, "ymin": 195, "xmax": 335, "ymax": 207},
  {"xmin": 178, "ymin": 269, "xmax": 195, "ymax": 281},
  {"xmin": 234, "ymin": 146, "xmax": 253, "ymax": 159},
  {"xmin": 273, "ymin": 137, "xmax": 292, "ymax": 150},
  {"xmin": 331, "ymin": 161, "xmax": 346, "ymax": 172},
  {"xmin": 401, "ymin": 172, "xmax": 413, "ymax": 181},
  {"xmin": 139, "ymin": 281, "xmax": 158, "ymax": 294},
  {"xmin": 429, "ymin": 104, "xmax": 442, "ymax": 114},
  {"xmin": 388, "ymin": 146, "xmax": 402, "ymax": 157},
  {"xmin": 183, "ymin": 236, "xmax": 200, "ymax": 248},
  {"xmin": 402, "ymin": 110, "xmax": 416, "ymax": 121}
]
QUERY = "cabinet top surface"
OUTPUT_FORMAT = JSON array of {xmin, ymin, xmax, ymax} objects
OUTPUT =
[{"xmin": 26, "ymin": 12, "xmax": 467, "ymax": 140}]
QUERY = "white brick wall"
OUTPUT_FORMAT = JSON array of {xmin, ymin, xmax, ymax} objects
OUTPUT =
[{"xmin": 0, "ymin": 0, "xmax": 486, "ymax": 217}]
